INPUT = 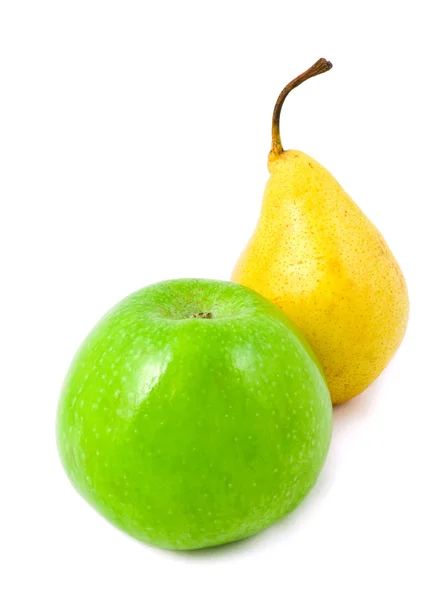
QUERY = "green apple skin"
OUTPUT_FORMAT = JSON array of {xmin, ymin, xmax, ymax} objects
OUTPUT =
[{"xmin": 57, "ymin": 279, "xmax": 332, "ymax": 550}]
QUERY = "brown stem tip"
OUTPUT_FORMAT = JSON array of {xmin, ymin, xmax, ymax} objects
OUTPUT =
[{"xmin": 270, "ymin": 58, "xmax": 333, "ymax": 158}]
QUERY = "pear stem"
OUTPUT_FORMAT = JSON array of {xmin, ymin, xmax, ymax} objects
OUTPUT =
[{"xmin": 270, "ymin": 58, "xmax": 333, "ymax": 157}]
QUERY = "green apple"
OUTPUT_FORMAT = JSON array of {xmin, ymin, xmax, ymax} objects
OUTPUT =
[{"xmin": 57, "ymin": 279, "xmax": 332, "ymax": 550}]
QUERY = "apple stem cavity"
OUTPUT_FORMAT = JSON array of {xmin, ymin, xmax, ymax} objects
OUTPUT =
[
  {"xmin": 190, "ymin": 312, "xmax": 213, "ymax": 319},
  {"xmin": 270, "ymin": 58, "xmax": 333, "ymax": 158}
]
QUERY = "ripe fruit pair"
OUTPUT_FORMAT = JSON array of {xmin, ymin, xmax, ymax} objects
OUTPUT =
[{"xmin": 57, "ymin": 60, "xmax": 408, "ymax": 550}]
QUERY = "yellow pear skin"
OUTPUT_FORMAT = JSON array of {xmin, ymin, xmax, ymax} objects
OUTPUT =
[{"xmin": 232, "ymin": 60, "xmax": 409, "ymax": 404}]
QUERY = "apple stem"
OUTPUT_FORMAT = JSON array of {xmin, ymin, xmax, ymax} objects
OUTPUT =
[{"xmin": 270, "ymin": 58, "xmax": 333, "ymax": 158}]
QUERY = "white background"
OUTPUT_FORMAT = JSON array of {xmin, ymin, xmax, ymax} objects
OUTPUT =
[{"xmin": 1, "ymin": 1, "xmax": 442, "ymax": 598}]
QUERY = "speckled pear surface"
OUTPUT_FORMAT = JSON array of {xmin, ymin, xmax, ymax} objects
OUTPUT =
[
  {"xmin": 57, "ymin": 279, "xmax": 332, "ymax": 550},
  {"xmin": 232, "ymin": 60, "xmax": 409, "ymax": 404}
]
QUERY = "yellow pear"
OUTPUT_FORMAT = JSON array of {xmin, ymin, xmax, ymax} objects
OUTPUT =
[{"xmin": 232, "ymin": 59, "xmax": 409, "ymax": 404}]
